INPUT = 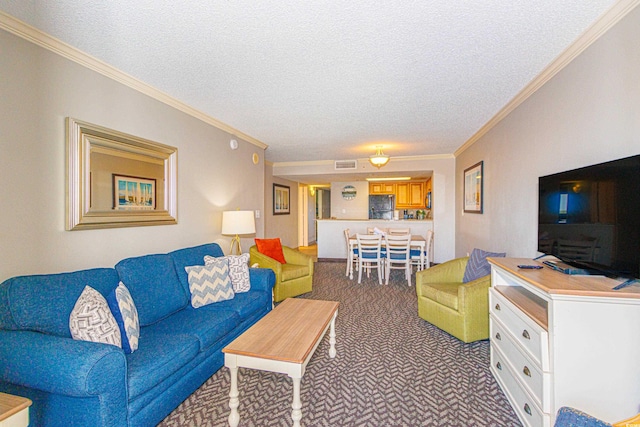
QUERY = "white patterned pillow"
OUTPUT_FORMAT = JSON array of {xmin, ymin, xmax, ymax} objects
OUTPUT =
[
  {"xmin": 106, "ymin": 282, "xmax": 140, "ymax": 354},
  {"xmin": 69, "ymin": 286, "xmax": 122, "ymax": 347},
  {"xmin": 204, "ymin": 254, "xmax": 251, "ymax": 293},
  {"xmin": 185, "ymin": 258, "xmax": 234, "ymax": 308}
]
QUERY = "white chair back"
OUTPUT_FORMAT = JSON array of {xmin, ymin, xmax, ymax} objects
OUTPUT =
[
  {"xmin": 410, "ymin": 229, "xmax": 434, "ymax": 271},
  {"xmin": 425, "ymin": 229, "xmax": 434, "ymax": 265},
  {"xmin": 388, "ymin": 228, "xmax": 410, "ymax": 236},
  {"xmin": 385, "ymin": 234, "xmax": 412, "ymax": 286},
  {"xmin": 355, "ymin": 233, "xmax": 384, "ymax": 284},
  {"xmin": 356, "ymin": 233, "xmax": 383, "ymax": 258},
  {"xmin": 344, "ymin": 228, "xmax": 360, "ymax": 278}
]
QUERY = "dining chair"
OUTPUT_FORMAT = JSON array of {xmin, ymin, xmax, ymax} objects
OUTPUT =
[
  {"xmin": 387, "ymin": 228, "xmax": 410, "ymax": 235},
  {"xmin": 385, "ymin": 234, "xmax": 412, "ymax": 286},
  {"xmin": 343, "ymin": 228, "xmax": 358, "ymax": 278},
  {"xmin": 356, "ymin": 233, "xmax": 384, "ymax": 284},
  {"xmin": 411, "ymin": 229, "xmax": 434, "ymax": 271}
]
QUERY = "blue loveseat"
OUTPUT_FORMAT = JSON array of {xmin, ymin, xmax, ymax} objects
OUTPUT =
[{"xmin": 0, "ymin": 243, "xmax": 275, "ymax": 427}]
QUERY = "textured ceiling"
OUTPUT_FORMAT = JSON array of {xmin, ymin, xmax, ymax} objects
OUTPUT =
[{"xmin": 0, "ymin": 1, "xmax": 618, "ymax": 163}]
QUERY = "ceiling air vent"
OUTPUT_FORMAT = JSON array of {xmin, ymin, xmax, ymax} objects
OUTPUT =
[{"xmin": 335, "ymin": 160, "xmax": 357, "ymax": 170}]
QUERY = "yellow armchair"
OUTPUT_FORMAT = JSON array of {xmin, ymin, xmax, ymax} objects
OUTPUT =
[
  {"xmin": 415, "ymin": 256, "xmax": 490, "ymax": 343},
  {"xmin": 249, "ymin": 245, "xmax": 314, "ymax": 302}
]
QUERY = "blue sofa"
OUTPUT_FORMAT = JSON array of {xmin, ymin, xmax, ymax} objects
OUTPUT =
[{"xmin": 0, "ymin": 243, "xmax": 275, "ymax": 427}]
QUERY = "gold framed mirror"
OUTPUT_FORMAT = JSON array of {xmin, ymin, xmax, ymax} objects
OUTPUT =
[{"xmin": 66, "ymin": 118, "xmax": 178, "ymax": 230}]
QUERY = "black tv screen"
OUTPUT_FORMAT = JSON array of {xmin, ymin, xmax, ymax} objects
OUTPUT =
[{"xmin": 538, "ymin": 154, "xmax": 640, "ymax": 279}]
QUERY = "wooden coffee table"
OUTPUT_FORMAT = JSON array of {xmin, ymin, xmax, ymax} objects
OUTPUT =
[
  {"xmin": 0, "ymin": 392, "xmax": 32, "ymax": 427},
  {"xmin": 223, "ymin": 298, "xmax": 339, "ymax": 427}
]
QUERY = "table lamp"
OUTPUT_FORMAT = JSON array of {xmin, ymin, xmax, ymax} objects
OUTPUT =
[{"xmin": 221, "ymin": 210, "xmax": 256, "ymax": 255}]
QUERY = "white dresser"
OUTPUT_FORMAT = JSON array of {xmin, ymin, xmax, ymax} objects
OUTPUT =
[{"xmin": 488, "ymin": 258, "xmax": 640, "ymax": 427}]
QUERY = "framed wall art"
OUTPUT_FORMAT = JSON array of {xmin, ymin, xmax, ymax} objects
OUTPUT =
[
  {"xmin": 273, "ymin": 183, "xmax": 290, "ymax": 215},
  {"xmin": 113, "ymin": 175, "xmax": 156, "ymax": 210},
  {"xmin": 66, "ymin": 117, "xmax": 177, "ymax": 230},
  {"xmin": 464, "ymin": 161, "xmax": 483, "ymax": 214}
]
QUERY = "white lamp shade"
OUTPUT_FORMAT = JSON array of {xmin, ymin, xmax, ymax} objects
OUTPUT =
[{"xmin": 222, "ymin": 210, "xmax": 256, "ymax": 235}]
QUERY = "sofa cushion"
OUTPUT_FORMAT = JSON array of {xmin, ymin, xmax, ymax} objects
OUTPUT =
[
  {"xmin": 209, "ymin": 290, "xmax": 269, "ymax": 320},
  {"xmin": 0, "ymin": 268, "xmax": 119, "ymax": 337},
  {"xmin": 186, "ymin": 259, "xmax": 235, "ymax": 308},
  {"xmin": 69, "ymin": 286, "xmax": 122, "ymax": 347},
  {"xmin": 126, "ymin": 332, "xmax": 200, "ymax": 399},
  {"xmin": 106, "ymin": 282, "xmax": 140, "ymax": 354},
  {"xmin": 255, "ymin": 238, "xmax": 286, "ymax": 264},
  {"xmin": 115, "ymin": 254, "xmax": 188, "ymax": 327},
  {"xmin": 419, "ymin": 282, "xmax": 460, "ymax": 311},
  {"xmin": 281, "ymin": 263, "xmax": 310, "ymax": 281},
  {"xmin": 463, "ymin": 248, "xmax": 506, "ymax": 283},
  {"xmin": 142, "ymin": 306, "xmax": 240, "ymax": 351},
  {"xmin": 170, "ymin": 243, "xmax": 225, "ymax": 297},
  {"xmin": 205, "ymin": 254, "xmax": 251, "ymax": 293}
]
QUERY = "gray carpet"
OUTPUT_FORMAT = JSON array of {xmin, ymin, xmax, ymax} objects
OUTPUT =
[{"xmin": 159, "ymin": 262, "xmax": 521, "ymax": 426}]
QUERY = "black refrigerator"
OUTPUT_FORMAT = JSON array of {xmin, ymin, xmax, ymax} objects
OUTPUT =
[{"xmin": 369, "ymin": 195, "xmax": 395, "ymax": 219}]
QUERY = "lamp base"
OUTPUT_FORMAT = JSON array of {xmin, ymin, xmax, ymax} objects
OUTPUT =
[{"xmin": 229, "ymin": 235, "xmax": 242, "ymax": 255}]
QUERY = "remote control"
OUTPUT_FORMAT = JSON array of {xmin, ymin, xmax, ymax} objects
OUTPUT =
[{"xmin": 517, "ymin": 264, "xmax": 543, "ymax": 269}]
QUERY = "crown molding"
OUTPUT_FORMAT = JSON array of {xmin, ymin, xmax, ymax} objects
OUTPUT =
[
  {"xmin": 454, "ymin": 0, "xmax": 640, "ymax": 157},
  {"xmin": 386, "ymin": 153, "xmax": 455, "ymax": 162},
  {"xmin": 273, "ymin": 159, "xmax": 334, "ymax": 167},
  {"xmin": 0, "ymin": 11, "xmax": 268, "ymax": 150},
  {"xmin": 272, "ymin": 153, "xmax": 454, "ymax": 168}
]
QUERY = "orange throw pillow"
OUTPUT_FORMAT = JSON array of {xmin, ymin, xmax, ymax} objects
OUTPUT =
[{"xmin": 255, "ymin": 238, "xmax": 287, "ymax": 264}]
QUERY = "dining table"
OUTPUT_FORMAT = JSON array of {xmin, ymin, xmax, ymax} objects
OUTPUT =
[{"xmin": 347, "ymin": 234, "xmax": 426, "ymax": 280}]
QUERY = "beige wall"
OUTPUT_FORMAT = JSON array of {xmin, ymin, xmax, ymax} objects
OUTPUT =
[
  {"xmin": 456, "ymin": 6, "xmax": 640, "ymax": 258},
  {"xmin": 264, "ymin": 162, "xmax": 299, "ymax": 248},
  {"xmin": 0, "ymin": 29, "xmax": 265, "ymax": 280},
  {"xmin": 330, "ymin": 181, "xmax": 369, "ymax": 219}
]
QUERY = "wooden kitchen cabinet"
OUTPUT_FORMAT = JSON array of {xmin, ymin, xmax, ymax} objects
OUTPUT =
[
  {"xmin": 369, "ymin": 182, "xmax": 395, "ymax": 194},
  {"xmin": 395, "ymin": 182, "xmax": 425, "ymax": 208}
]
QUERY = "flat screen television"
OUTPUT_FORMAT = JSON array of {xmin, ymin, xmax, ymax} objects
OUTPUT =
[{"xmin": 538, "ymin": 154, "xmax": 640, "ymax": 279}]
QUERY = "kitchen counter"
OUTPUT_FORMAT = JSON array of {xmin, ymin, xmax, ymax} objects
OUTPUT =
[{"xmin": 316, "ymin": 219, "xmax": 433, "ymax": 259}]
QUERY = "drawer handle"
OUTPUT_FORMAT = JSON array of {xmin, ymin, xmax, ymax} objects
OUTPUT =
[
  {"xmin": 496, "ymin": 362, "xmax": 502, "ymax": 370},
  {"xmin": 495, "ymin": 303, "xmax": 501, "ymax": 311},
  {"xmin": 522, "ymin": 329, "xmax": 530, "ymax": 340},
  {"xmin": 524, "ymin": 403, "xmax": 532, "ymax": 416},
  {"xmin": 523, "ymin": 366, "xmax": 531, "ymax": 377},
  {"xmin": 495, "ymin": 332, "xmax": 501, "ymax": 340}
]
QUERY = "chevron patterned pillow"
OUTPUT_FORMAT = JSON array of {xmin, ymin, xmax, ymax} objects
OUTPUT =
[
  {"xmin": 204, "ymin": 253, "xmax": 251, "ymax": 293},
  {"xmin": 462, "ymin": 248, "xmax": 506, "ymax": 283},
  {"xmin": 185, "ymin": 259, "xmax": 234, "ymax": 308},
  {"xmin": 69, "ymin": 286, "xmax": 122, "ymax": 347},
  {"xmin": 107, "ymin": 282, "xmax": 140, "ymax": 354}
]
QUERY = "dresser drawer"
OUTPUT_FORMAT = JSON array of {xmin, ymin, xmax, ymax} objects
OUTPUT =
[
  {"xmin": 491, "ymin": 317, "xmax": 551, "ymax": 412},
  {"xmin": 490, "ymin": 289, "xmax": 549, "ymax": 369},
  {"xmin": 491, "ymin": 346, "xmax": 549, "ymax": 427}
]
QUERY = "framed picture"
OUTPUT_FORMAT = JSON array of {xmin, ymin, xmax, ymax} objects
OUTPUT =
[
  {"xmin": 463, "ymin": 161, "xmax": 483, "ymax": 213},
  {"xmin": 67, "ymin": 118, "xmax": 177, "ymax": 230},
  {"xmin": 113, "ymin": 174, "xmax": 156, "ymax": 210},
  {"xmin": 273, "ymin": 184, "xmax": 290, "ymax": 215}
]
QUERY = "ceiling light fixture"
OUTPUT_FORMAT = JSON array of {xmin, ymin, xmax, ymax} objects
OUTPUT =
[{"xmin": 369, "ymin": 146, "xmax": 390, "ymax": 168}]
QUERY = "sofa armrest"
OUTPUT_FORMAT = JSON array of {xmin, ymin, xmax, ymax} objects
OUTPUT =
[
  {"xmin": 249, "ymin": 247, "xmax": 283, "ymax": 277},
  {"xmin": 248, "ymin": 268, "xmax": 276, "ymax": 293},
  {"xmin": 0, "ymin": 330, "xmax": 126, "ymax": 398},
  {"xmin": 458, "ymin": 274, "xmax": 491, "ymax": 313},
  {"xmin": 282, "ymin": 247, "xmax": 314, "ymax": 276},
  {"xmin": 416, "ymin": 257, "xmax": 469, "ymax": 287}
]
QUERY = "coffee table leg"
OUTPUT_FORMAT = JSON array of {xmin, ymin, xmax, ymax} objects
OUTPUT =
[
  {"xmin": 291, "ymin": 376, "xmax": 302, "ymax": 427},
  {"xmin": 228, "ymin": 366, "xmax": 240, "ymax": 427},
  {"xmin": 329, "ymin": 310, "xmax": 337, "ymax": 358}
]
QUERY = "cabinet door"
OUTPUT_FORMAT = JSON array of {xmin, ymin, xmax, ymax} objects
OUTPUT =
[
  {"xmin": 396, "ymin": 183, "xmax": 410, "ymax": 206},
  {"xmin": 409, "ymin": 182, "xmax": 425, "ymax": 207},
  {"xmin": 370, "ymin": 183, "xmax": 395, "ymax": 194}
]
